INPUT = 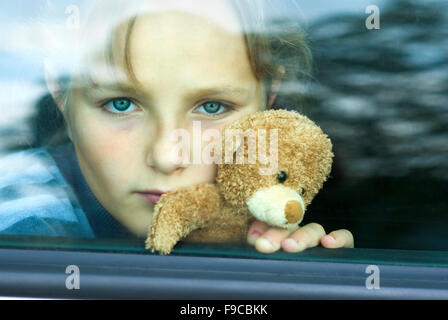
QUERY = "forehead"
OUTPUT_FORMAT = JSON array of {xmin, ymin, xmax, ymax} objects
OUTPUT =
[
  {"xmin": 129, "ymin": 12, "xmax": 252, "ymax": 81},
  {"xmin": 81, "ymin": 8, "xmax": 256, "ymax": 90}
]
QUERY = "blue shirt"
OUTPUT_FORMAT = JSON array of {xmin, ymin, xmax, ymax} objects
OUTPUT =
[{"xmin": 0, "ymin": 143, "xmax": 135, "ymax": 239}]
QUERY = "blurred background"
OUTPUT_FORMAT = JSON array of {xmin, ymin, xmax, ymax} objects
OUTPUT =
[
  {"xmin": 0, "ymin": 0, "xmax": 447, "ymax": 250},
  {"xmin": 300, "ymin": 0, "xmax": 448, "ymax": 251}
]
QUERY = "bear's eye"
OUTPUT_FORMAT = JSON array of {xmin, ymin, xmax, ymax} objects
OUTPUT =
[
  {"xmin": 277, "ymin": 171, "xmax": 287, "ymax": 183},
  {"xmin": 301, "ymin": 188, "xmax": 306, "ymax": 195}
]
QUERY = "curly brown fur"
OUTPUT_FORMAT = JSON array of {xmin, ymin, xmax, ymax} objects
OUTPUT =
[{"xmin": 146, "ymin": 110, "xmax": 333, "ymax": 254}]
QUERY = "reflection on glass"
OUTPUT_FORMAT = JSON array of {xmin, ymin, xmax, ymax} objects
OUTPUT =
[{"xmin": 0, "ymin": 0, "xmax": 447, "ymax": 255}]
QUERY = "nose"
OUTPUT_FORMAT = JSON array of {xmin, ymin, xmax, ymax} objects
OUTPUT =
[
  {"xmin": 149, "ymin": 126, "xmax": 188, "ymax": 175},
  {"xmin": 284, "ymin": 200, "xmax": 303, "ymax": 224}
]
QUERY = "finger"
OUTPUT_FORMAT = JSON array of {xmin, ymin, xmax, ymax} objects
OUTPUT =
[
  {"xmin": 281, "ymin": 223, "xmax": 326, "ymax": 253},
  {"xmin": 321, "ymin": 229, "xmax": 354, "ymax": 249},
  {"xmin": 247, "ymin": 220, "xmax": 270, "ymax": 246},
  {"xmin": 254, "ymin": 227, "xmax": 291, "ymax": 253}
]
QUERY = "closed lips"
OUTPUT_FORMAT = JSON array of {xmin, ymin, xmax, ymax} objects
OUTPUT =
[{"xmin": 138, "ymin": 190, "xmax": 169, "ymax": 205}]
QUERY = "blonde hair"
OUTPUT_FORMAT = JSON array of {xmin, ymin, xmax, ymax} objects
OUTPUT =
[
  {"xmin": 44, "ymin": 0, "xmax": 312, "ymax": 144},
  {"xmin": 229, "ymin": 0, "xmax": 312, "ymax": 105}
]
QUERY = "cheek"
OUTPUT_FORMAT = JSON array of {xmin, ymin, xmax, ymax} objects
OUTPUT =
[
  {"xmin": 84, "ymin": 127, "xmax": 126, "ymax": 159},
  {"xmin": 187, "ymin": 164, "xmax": 217, "ymax": 184},
  {"xmin": 71, "ymin": 113, "xmax": 142, "ymax": 174}
]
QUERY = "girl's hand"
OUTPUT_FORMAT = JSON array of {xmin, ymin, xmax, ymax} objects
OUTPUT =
[{"xmin": 247, "ymin": 220, "xmax": 354, "ymax": 253}]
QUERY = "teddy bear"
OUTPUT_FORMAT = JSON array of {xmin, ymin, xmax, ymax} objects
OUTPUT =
[{"xmin": 145, "ymin": 109, "xmax": 334, "ymax": 254}]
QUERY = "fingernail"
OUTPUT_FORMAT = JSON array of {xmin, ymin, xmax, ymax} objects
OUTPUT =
[
  {"xmin": 256, "ymin": 237, "xmax": 280, "ymax": 252},
  {"xmin": 290, "ymin": 237, "xmax": 307, "ymax": 251},
  {"xmin": 257, "ymin": 238, "xmax": 273, "ymax": 251},
  {"xmin": 284, "ymin": 238, "xmax": 300, "ymax": 251}
]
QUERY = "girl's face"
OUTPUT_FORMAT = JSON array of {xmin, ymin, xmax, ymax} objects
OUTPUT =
[{"xmin": 65, "ymin": 11, "xmax": 266, "ymax": 237}]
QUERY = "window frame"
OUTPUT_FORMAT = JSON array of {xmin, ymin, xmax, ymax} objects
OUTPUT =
[{"xmin": 0, "ymin": 244, "xmax": 447, "ymax": 299}]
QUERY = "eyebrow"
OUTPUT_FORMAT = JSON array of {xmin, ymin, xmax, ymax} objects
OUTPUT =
[
  {"xmin": 86, "ymin": 79, "xmax": 138, "ymax": 93},
  {"xmin": 184, "ymin": 85, "xmax": 253, "ymax": 102},
  {"xmin": 80, "ymin": 76, "xmax": 253, "ymax": 102},
  {"xmin": 79, "ymin": 78, "xmax": 143, "ymax": 100}
]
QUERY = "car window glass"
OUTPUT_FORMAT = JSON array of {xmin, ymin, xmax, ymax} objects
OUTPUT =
[{"xmin": 0, "ymin": 0, "xmax": 447, "ymax": 262}]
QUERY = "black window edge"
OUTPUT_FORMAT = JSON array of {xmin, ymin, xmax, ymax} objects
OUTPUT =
[
  {"xmin": 1, "ymin": 236, "xmax": 448, "ymax": 267},
  {"xmin": 0, "ymin": 247, "xmax": 447, "ymax": 299}
]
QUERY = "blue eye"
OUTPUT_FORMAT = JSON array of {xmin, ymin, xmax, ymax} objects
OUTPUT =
[
  {"xmin": 104, "ymin": 98, "xmax": 137, "ymax": 114},
  {"xmin": 195, "ymin": 101, "xmax": 232, "ymax": 116}
]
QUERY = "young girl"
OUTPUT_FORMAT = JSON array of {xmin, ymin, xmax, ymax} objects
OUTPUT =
[{"xmin": 0, "ymin": 0, "xmax": 353, "ymax": 253}]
